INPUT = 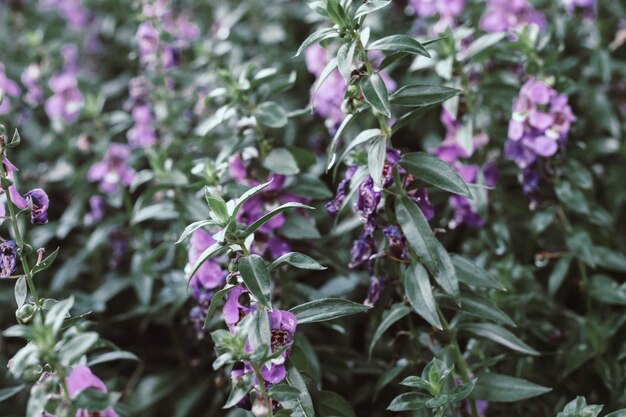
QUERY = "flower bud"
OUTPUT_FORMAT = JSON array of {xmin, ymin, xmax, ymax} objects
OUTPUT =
[
  {"xmin": 251, "ymin": 397, "xmax": 269, "ymax": 417},
  {"xmin": 15, "ymin": 303, "xmax": 36, "ymax": 324}
]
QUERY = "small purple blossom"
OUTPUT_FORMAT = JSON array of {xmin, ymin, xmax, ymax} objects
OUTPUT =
[
  {"xmin": 44, "ymin": 70, "xmax": 84, "ymax": 124},
  {"xmin": 39, "ymin": 0, "xmax": 90, "ymax": 29},
  {"xmin": 136, "ymin": 22, "xmax": 160, "ymax": 66},
  {"xmin": 21, "ymin": 64, "xmax": 43, "ymax": 106},
  {"xmin": 0, "ymin": 63, "xmax": 20, "ymax": 115},
  {"xmin": 383, "ymin": 226, "xmax": 408, "ymax": 260},
  {"xmin": 87, "ymin": 144, "xmax": 136, "ymax": 194},
  {"xmin": 24, "ymin": 189, "xmax": 50, "ymax": 225},
  {"xmin": 223, "ymin": 284, "xmax": 255, "ymax": 333},
  {"xmin": 64, "ymin": 365, "xmax": 118, "ymax": 417},
  {"xmin": 355, "ymin": 177, "xmax": 381, "ymax": 230},
  {"xmin": 364, "ymin": 275, "xmax": 385, "ymax": 307},
  {"xmin": 349, "ymin": 231, "xmax": 377, "ymax": 270},
  {"xmin": 410, "ymin": 0, "xmax": 466, "ymax": 33},
  {"xmin": 262, "ymin": 309, "xmax": 297, "ymax": 384},
  {"xmin": 186, "ymin": 229, "xmax": 227, "ymax": 299},
  {"xmin": 326, "ymin": 165, "xmax": 357, "ymax": 217},
  {"xmin": 0, "ymin": 240, "xmax": 18, "ymax": 279},
  {"xmin": 480, "ymin": 0, "xmax": 545, "ymax": 33},
  {"xmin": 127, "ymin": 104, "xmax": 157, "ymax": 148},
  {"xmin": 85, "ymin": 195, "xmax": 105, "ymax": 225}
]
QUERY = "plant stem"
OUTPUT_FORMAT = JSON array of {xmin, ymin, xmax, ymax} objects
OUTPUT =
[
  {"xmin": 251, "ymin": 362, "xmax": 273, "ymax": 417},
  {"xmin": 438, "ymin": 308, "xmax": 480, "ymax": 417}
]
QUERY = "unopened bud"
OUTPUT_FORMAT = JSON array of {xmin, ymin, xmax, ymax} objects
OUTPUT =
[
  {"xmin": 15, "ymin": 304, "xmax": 36, "ymax": 324},
  {"xmin": 252, "ymin": 397, "xmax": 269, "ymax": 417}
]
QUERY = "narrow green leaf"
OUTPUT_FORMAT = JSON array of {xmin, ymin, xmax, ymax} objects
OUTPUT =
[
  {"xmin": 245, "ymin": 202, "xmax": 314, "ymax": 236},
  {"xmin": 295, "ymin": 28, "xmax": 340, "ymax": 57},
  {"xmin": 88, "ymin": 351, "xmax": 139, "ymax": 366},
  {"xmin": 404, "ymin": 263, "xmax": 442, "ymax": 330},
  {"xmin": 320, "ymin": 391, "xmax": 356, "ymax": 417},
  {"xmin": 45, "ymin": 297, "xmax": 74, "ymax": 335},
  {"xmin": 390, "ymin": 84, "xmax": 460, "ymax": 107},
  {"xmin": 176, "ymin": 220, "xmax": 215, "ymax": 244},
  {"xmin": 263, "ymin": 148, "xmax": 300, "ymax": 175},
  {"xmin": 337, "ymin": 41, "xmax": 357, "ymax": 80},
  {"xmin": 400, "ymin": 152, "xmax": 471, "ymax": 197},
  {"xmin": 361, "ymin": 73, "xmax": 391, "ymax": 117},
  {"xmin": 204, "ymin": 285, "xmax": 236, "ymax": 328},
  {"xmin": 223, "ymin": 374, "xmax": 253, "ymax": 408},
  {"xmin": 31, "ymin": 248, "xmax": 60, "ymax": 275},
  {"xmin": 327, "ymin": 113, "xmax": 355, "ymax": 170},
  {"xmin": 0, "ymin": 385, "xmax": 25, "ymax": 403},
  {"xmin": 337, "ymin": 129, "xmax": 381, "ymax": 167},
  {"xmin": 285, "ymin": 362, "xmax": 315, "ymax": 417},
  {"xmin": 459, "ymin": 323, "xmax": 539, "ymax": 356},
  {"xmin": 387, "ymin": 392, "xmax": 430, "ymax": 411},
  {"xmin": 290, "ymin": 298, "xmax": 371, "ymax": 324},
  {"xmin": 269, "ymin": 252, "xmax": 326, "ymax": 272},
  {"xmin": 369, "ymin": 304, "xmax": 412, "ymax": 358},
  {"xmin": 14, "ymin": 277, "xmax": 27, "ymax": 308},
  {"xmin": 59, "ymin": 332, "xmax": 99, "ymax": 366},
  {"xmin": 451, "ymin": 255, "xmax": 505, "ymax": 290},
  {"xmin": 233, "ymin": 179, "xmax": 274, "ymax": 216},
  {"xmin": 355, "ymin": 0, "xmax": 391, "ymax": 18},
  {"xmin": 238, "ymin": 255, "xmax": 272, "ymax": 308},
  {"xmin": 368, "ymin": 136, "xmax": 387, "ymax": 187},
  {"xmin": 255, "ymin": 102, "xmax": 288, "ymax": 128},
  {"xmin": 188, "ymin": 242, "xmax": 224, "ymax": 282},
  {"xmin": 438, "ymin": 290, "xmax": 516, "ymax": 327},
  {"xmin": 369, "ymin": 35, "xmax": 430, "ymax": 57},
  {"xmin": 470, "ymin": 373, "xmax": 551, "ymax": 402}
]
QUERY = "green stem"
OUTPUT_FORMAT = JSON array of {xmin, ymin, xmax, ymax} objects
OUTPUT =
[
  {"xmin": 0, "ymin": 163, "xmax": 42, "ymax": 308},
  {"xmin": 251, "ymin": 362, "xmax": 273, "ymax": 417},
  {"xmin": 54, "ymin": 363, "xmax": 71, "ymax": 401},
  {"xmin": 438, "ymin": 308, "xmax": 480, "ymax": 417}
]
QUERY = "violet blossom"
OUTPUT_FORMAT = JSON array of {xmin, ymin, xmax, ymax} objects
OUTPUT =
[
  {"xmin": 223, "ymin": 284, "xmax": 255, "ymax": 333},
  {"xmin": 186, "ymin": 229, "xmax": 227, "ymax": 300},
  {"xmin": 409, "ymin": 0, "xmax": 465, "ymax": 33},
  {"xmin": 87, "ymin": 143, "xmax": 135, "ymax": 194},
  {"xmin": 480, "ymin": 0, "xmax": 545, "ymax": 33},
  {"xmin": 39, "ymin": 0, "xmax": 90, "ymax": 29},
  {"xmin": 0, "ymin": 240, "xmax": 18, "ymax": 279},
  {"xmin": 21, "ymin": 64, "xmax": 44, "ymax": 106},
  {"xmin": 1, "ymin": 159, "xmax": 50, "ymax": 224},
  {"xmin": 0, "ymin": 63, "xmax": 20, "ymax": 115},
  {"xmin": 44, "ymin": 46, "xmax": 84, "ymax": 124},
  {"xmin": 261, "ymin": 309, "xmax": 297, "ymax": 384},
  {"xmin": 504, "ymin": 78, "xmax": 575, "ymax": 207}
]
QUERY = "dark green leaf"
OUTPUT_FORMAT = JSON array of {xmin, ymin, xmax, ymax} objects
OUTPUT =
[
  {"xmin": 263, "ymin": 148, "xmax": 300, "ymax": 175},
  {"xmin": 451, "ymin": 255, "xmax": 505, "ymax": 290},
  {"xmin": 400, "ymin": 152, "xmax": 471, "ymax": 197},
  {"xmin": 238, "ymin": 255, "xmax": 272, "ymax": 308},
  {"xmin": 470, "ymin": 373, "xmax": 551, "ymax": 402},
  {"xmin": 31, "ymin": 248, "xmax": 60, "ymax": 275},
  {"xmin": 369, "ymin": 35, "xmax": 430, "ymax": 57},
  {"xmin": 176, "ymin": 220, "xmax": 215, "ymax": 244},
  {"xmin": 295, "ymin": 28, "xmax": 340, "ymax": 57},
  {"xmin": 337, "ymin": 41, "xmax": 357, "ymax": 80},
  {"xmin": 361, "ymin": 73, "xmax": 391, "ymax": 117},
  {"xmin": 88, "ymin": 351, "xmax": 139, "ymax": 366},
  {"xmin": 320, "ymin": 391, "xmax": 356, "ymax": 417},
  {"xmin": 204, "ymin": 285, "xmax": 236, "ymax": 328},
  {"xmin": 355, "ymin": 0, "xmax": 391, "ymax": 18},
  {"xmin": 368, "ymin": 136, "xmax": 387, "ymax": 187},
  {"xmin": 255, "ymin": 102, "xmax": 288, "ymax": 128},
  {"xmin": 369, "ymin": 304, "xmax": 411, "ymax": 358},
  {"xmin": 459, "ymin": 323, "xmax": 539, "ymax": 356},
  {"xmin": 269, "ymin": 252, "xmax": 326, "ymax": 272},
  {"xmin": 390, "ymin": 84, "xmax": 460, "ymax": 107},
  {"xmin": 290, "ymin": 298, "xmax": 370, "ymax": 324},
  {"xmin": 387, "ymin": 393, "xmax": 430, "ymax": 411},
  {"xmin": 245, "ymin": 202, "xmax": 313, "ymax": 236},
  {"xmin": 404, "ymin": 263, "xmax": 442, "ymax": 329}
]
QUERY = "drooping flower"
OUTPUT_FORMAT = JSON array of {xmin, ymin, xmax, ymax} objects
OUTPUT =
[
  {"xmin": 325, "ymin": 165, "xmax": 357, "ymax": 217},
  {"xmin": 480, "ymin": 0, "xmax": 545, "ymax": 33},
  {"xmin": 349, "ymin": 231, "xmax": 377, "ymax": 270},
  {"xmin": 87, "ymin": 144, "xmax": 135, "ymax": 194},
  {"xmin": 1, "ymin": 159, "xmax": 50, "ymax": 225},
  {"xmin": 383, "ymin": 226, "xmax": 408, "ymax": 260},
  {"xmin": 0, "ymin": 240, "xmax": 18, "ymax": 279},
  {"xmin": 364, "ymin": 275, "xmax": 385, "ymax": 307},
  {"xmin": 63, "ymin": 365, "xmax": 117, "ymax": 417},
  {"xmin": 0, "ymin": 63, "xmax": 20, "ymax": 115}
]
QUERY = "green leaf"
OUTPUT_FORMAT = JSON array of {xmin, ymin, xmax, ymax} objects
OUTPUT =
[
  {"xmin": 470, "ymin": 373, "xmax": 551, "ymax": 402},
  {"xmin": 320, "ymin": 391, "xmax": 356, "ymax": 417},
  {"xmin": 439, "ymin": 290, "xmax": 516, "ymax": 327},
  {"xmin": 361, "ymin": 73, "xmax": 391, "ymax": 117},
  {"xmin": 14, "ymin": 276, "xmax": 27, "ymax": 308},
  {"xmin": 204, "ymin": 285, "xmax": 236, "ymax": 328},
  {"xmin": 312, "ymin": 58, "xmax": 339, "ymax": 110},
  {"xmin": 555, "ymin": 181, "xmax": 590, "ymax": 215},
  {"xmin": 451, "ymin": 255, "xmax": 505, "ymax": 290},
  {"xmin": 255, "ymin": 101, "xmax": 288, "ymax": 128},
  {"xmin": 369, "ymin": 35, "xmax": 430, "ymax": 57},
  {"xmin": 88, "ymin": 351, "xmax": 139, "ymax": 366},
  {"xmin": 269, "ymin": 252, "xmax": 326, "ymax": 272},
  {"xmin": 290, "ymin": 298, "xmax": 370, "ymax": 324},
  {"xmin": 59, "ymin": 332, "xmax": 99, "ymax": 366},
  {"xmin": 245, "ymin": 202, "xmax": 313, "ymax": 236},
  {"xmin": 566, "ymin": 229, "xmax": 597, "ymax": 268},
  {"xmin": 593, "ymin": 246, "xmax": 626, "ymax": 273},
  {"xmin": 368, "ymin": 136, "xmax": 387, "ymax": 187},
  {"xmin": 368, "ymin": 304, "xmax": 411, "ymax": 359},
  {"xmin": 176, "ymin": 220, "xmax": 215, "ymax": 244},
  {"xmin": 223, "ymin": 374, "xmax": 253, "ymax": 408},
  {"xmin": 605, "ymin": 409, "xmax": 626, "ymax": 417},
  {"xmin": 399, "ymin": 376, "xmax": 432, "ymax": 392},
  {"xmin": 404, "ymin": 263, "xmax": 442, "ymax": 329},
  {"xmin": 458, "ymin": 32, "xmax": 506, "ymax": 61},
  {"xmin": 337, "ymin": 41, "xmax": 357, "ymax": 80},
  {"xmin": 31, "ymin": 248, "xmax": 60, "ymax": 275},
  {"xmin": 73, "ymin": 389, "xmax": 120, "ymax": 411},
  {"xmin": 459, "ymin": 323, "xmax": 539, "ymax": 356},
  {"xmin": 45, "ymin": 297, "xmax": 74, "ymax": 335},
  {"xmin": 233, "ymin": 179, "xmax": 274, "ymax": 216},
  {"xmin": 238, "ymin": 255, "xmax": 272, "ymax": 308},
  {"xmin": 326, "ymin": 0, "xmax": 349, "ymax": 26},
  {"xmin": 295, "ymin": 28, "xmax": 340, "ymax": 57},
  {"xmin": 548, "ymin": 256, "xmax": 571, "ymax": 296},
  {"xmin": 390, "ymin": 84, "xmax": 460, "ymax": 107},
  {"xmin": 263, "ymin": 148, "xmax": 300, "ymax": 175},
  {"xmin": 355, "ymin": 0, "xmax": 391, "ymax": 18},
  {"xmin": 285, "ymin": 362, "xmax": 315, "ymax": 417},
  {"xmin": 400, "ymin": 152, "xmax": 472, "ymax": 197},
  {"xmin": 206, "ymin": 194, "xmax": 229, "ymax": 225},
  {"xmin": 132, "ymin": 203, "xmax": 178, "ymax": 224},
  {"xmin": 269, "ymin": 384, "xmax": 302, "ymax": 402},
  {"xmin": 396, "ymin": 196, "xmax": 459, "ymax": 300},
  {"xmin": 0, "ymin": 385, "xmax": 25, "ymax": 403},
  {"xmin": 327, "ymin": 113, "xmax": 355, "ymax": 170},
  {"xmin": 387, "ymin": 393, "xmax": 430, "ymax": 411},
  {"xmin": 589, "ymin": 275, "xmax": 626, "ymax": 306},
  {"xmin": 338, "ymin": 129, "xmax": 381, "ymax": 166},
  {"xmin": 187, "ymin": 242, "xmax": 224, "ymax": 281},
  {"xmin": 446, "ymin": 379, "xmax": 476, "ymax": 403}
]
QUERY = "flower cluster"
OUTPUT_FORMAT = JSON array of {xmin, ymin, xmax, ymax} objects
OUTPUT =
[
  {"xmin": 504, "ymin": 78, "xmax": 575, "ymax": 207},
  {"xmin": 87, "ymin": 143, "xmax": 135, "ymax": 195},
  {"xmin": 0, "ymin": 63, "xmax": 20, "ymax": 115},
  {"xmin": 409, "ymin": 0, "xmax": 465, "ymax": 33},
  {"xmin": 45, "ymin": 45, "xmax": 84, "ymax": 124},
  {"xmin": 432, "ymin": 109, "xmax": 498, "ymax": 229},
  {"xmin": 125, "ymin": 77, "xmax": 157, "ymax": 148},
  {"xmin": 480, "ymin": 0, "xmax": 545, "ymax": 33}
]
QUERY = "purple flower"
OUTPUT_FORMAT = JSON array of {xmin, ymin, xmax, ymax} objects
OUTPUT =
[
  {"xmin": 85, "ymin": 196, "xmax": 105, "ymax": 225},
  {"xmin": 127, "ymin": 104, "xmax": 157, "ymax": 148},
  {"xmin": 0, "ymin": 240, "xmax": 18, "ymax": 279},
  {"xmin": 262, "ymin": 309, "xmax": 297, "ymax": 384},
  {"xmin": 325, "ymin": 165, "xmax": 357, "ymax": 217},
  {"xmin": 24, "ymin": 189, "xmax": 50, "ymax": 225},
  {"xmin": 65, "ymin": 365, "xmax": 117, "ymax": 417},
  {"xmin": 364, "ymin": 275, "xmax": 385, "ymax": 307},
  {"xmin": 186, "ymin": 229, "xmax": 227, "ymax": 299},
  {"xmin": 381, "ymin": 148, "xmax": 402, "ymax": 188},
  {"xmin": 136, "ymin": 22, "xmax": 160, "ymax": 66},
  {"xmin": 39, "ymin": 0, "xmax": 90, "ymax": 29},
  {"xmin": 383, "ymin": 226, "xmax": 408, "ymax": 260},
  {"xmin": 563, "ymin": 0, "xmax": 595, "ymax": 16},
  {"xmin": 87, "ymin": 144, "xmax": 135, "ymax": 194},
  {"xmin": 480, "ymin": 0, "xmax": 545, "ymax": 33},
  {"xmin": 406, "ymin": 184, "xmax": 435, "ymax": 221},
  {"xmin": 21, "ymin": 64, "xmax": 43, "ymax": 106},
  {"xmin": 45, "ymin": 73, "xmax": 84, "ymax": 124},
  {"xmin": 355, "ymin": 177, "xmax": 381, "ymax": 228},
  {"xmin": 410, "ymin": 0, "xmax": 466, "ymax": 33},
  {"xmin": 349, "ymin": 231, "xmax": 377, "ymax": 270},
  {"xmin": 223, "ymin": 284, "xmax": 255, "ymax": 332},
  {"xmin": 0, "ymin": 63, "xmax": 20, "ymax": 115}
]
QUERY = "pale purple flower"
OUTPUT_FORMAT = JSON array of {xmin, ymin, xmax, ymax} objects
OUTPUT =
[
  {"xmin": 562, "ymin": 0, "xmax": 595, "ymax": 16},
  {"xmin": 0, "ymin": 240, "xmax": 18, "ymax": 279},
  {"xmin": 262, "ymin": 309, "xmax": 297, "ymax": 384},
  {"xmin": 326, "ymin": 165, "xmax": 357, "ymax": 217},
  {"xmin": 407, "ymin": 187, "xmax": 435, "ymax": 221},
  {"xmin": 85, "ymin": 195, "xmax": 105, "ymax": 225},
  {"xmin": 40, "ymin": 365, "xmax": 118, "ymax": 417},
  {"xmin": 410, "ymin": 0, "xmax": 466, "ymax": 33},
  {"xmin": 39, "ymin": 0, "xmax": 90, "ymax": 29},
  {"xmin": 1, "ymin": 159, "xmax": 50, "ymax": 225},
  {"xmin": 45, "ymin": 44, "xmax": 84, "ymax": 123},
  {"xmin": 136, "ymin": 22, "xmax": 160, "ymax": 66},
  {"xmin": 21, "ymin": 64, "xmax": 43, "ymax": 106},
  {"xmin": 223, "ymin": 284, "xmax": 255, "ymax": 332},
  {"xmin": 87, "ymin": 144, "xmax": 135, "ymax": 194},
  {"xmin": 127, "ymin": 104, "xmax": 157, "ymax": 148},
  {"xmin": 0, "ymin": 63, "xmax": 20, "ymax": 115},
  {"xmin": 364, "ymin": 275, "xmax": 385, "ymax": 307},
  {"xmin": 480, "ymin": 0, "xmax": 545, "ymax": 33}
]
